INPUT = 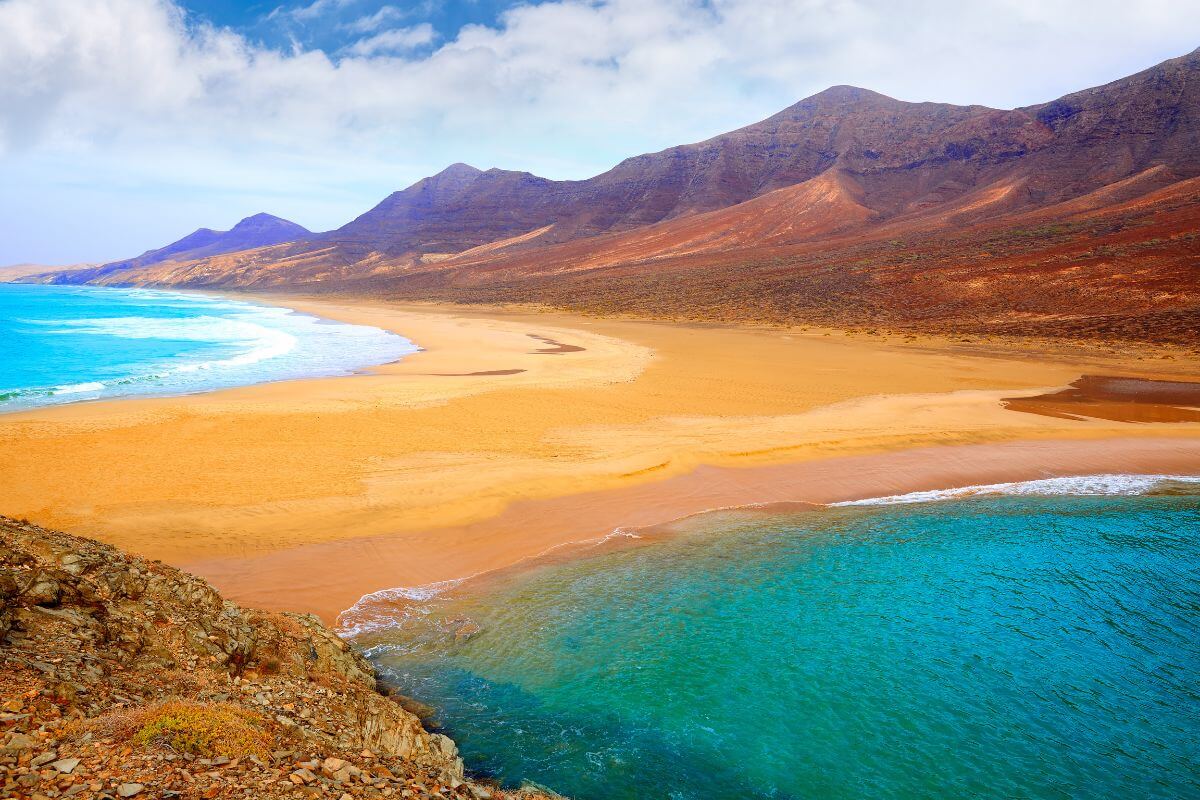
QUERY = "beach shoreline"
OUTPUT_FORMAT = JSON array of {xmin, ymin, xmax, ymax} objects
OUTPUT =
[
  {"xmin": 2, "ymin": 291, "xmax": 1199, "ymax": 624},
  {"xmin": 0, "ymin": 284, "xmax": 422, "ymax": 413},
  {"xmin": 189, "ymin": 436, "xmax": 1200, "ymax": 625}
]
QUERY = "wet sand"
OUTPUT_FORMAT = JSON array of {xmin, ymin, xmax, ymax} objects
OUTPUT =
[
  {"xmin": 1, "ymin": 296, "xmax": 1199, "ymax": 622},
  {"xmin": 1004, "ymin": 375, "xmax": 1200, "ymax": 422},
  {"xmin": 192, "ymin": 436, "xmax": 1200, "ymax": 625}
]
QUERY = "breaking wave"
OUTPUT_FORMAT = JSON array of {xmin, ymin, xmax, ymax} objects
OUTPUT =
[
  {"xmin": 831, "ymin": 474, "xmax": 1200, "ymax": 506},
  {"xmin": 0, "ymin": 285, "xmax": 418, "ymax": 411}
]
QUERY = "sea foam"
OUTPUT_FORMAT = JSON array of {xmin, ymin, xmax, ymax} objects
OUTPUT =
[
  {"xmin": 339, "ymin": 474, "xmax": 1200, "ymax": 640},
  {"xmin": 338, "ymin": 580, "xmax": 465, "ymax": 639},
  {"xmin": 52, "ymin": 381, "xmax": 105, "ymax": 395},
  {"xmin": 830, "ymin": 474, "xmax": 1200, "ymax": 506},
  {"xmin": 0, "ymin": 284, "xmax": 418, "ymax": 411}
]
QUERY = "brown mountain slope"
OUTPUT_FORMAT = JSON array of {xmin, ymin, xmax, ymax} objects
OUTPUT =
[
  {"xmin": 241, "ymin": 84, "xmax": 1041, "ymax": 267},
  {"xmin": 389, "ymin": 174, "xmax": 1200, "ymax": 344},
  {"xmin": 69, "ymin": 49, "xmax": 1200, "ymax": 342},
  {"xmin": 33, "ymin": 213, "xmax": 311, "ymax": 285}
]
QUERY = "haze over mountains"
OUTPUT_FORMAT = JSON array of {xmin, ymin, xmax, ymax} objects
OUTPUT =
[
  {"xmin": 25, "ymin": 48, "xmax": 1200, "ymax": 342},
  {"xmin": 40, "ymin": 213, "xmax": 311, "ymax": 285}
]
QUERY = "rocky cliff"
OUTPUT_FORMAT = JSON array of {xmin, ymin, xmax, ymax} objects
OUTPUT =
[{"xmin": 0, "ymin": 516, "xmax": 559, "ymax": 800}]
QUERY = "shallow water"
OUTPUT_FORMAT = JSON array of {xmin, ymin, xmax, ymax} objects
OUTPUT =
[
  {"xmin": 358, "ymin": 483, "xmax": 1200, "ymax": 799},
  {"xmin": 0, "ymin": 284, "xmax": 417, "ymax": 410}
]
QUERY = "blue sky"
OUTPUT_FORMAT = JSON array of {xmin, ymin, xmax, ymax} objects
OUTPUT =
[
  {"xmin": 176, "ymin": 1, "xmax": 520, "ymax": 52},
  {"xmin": 2, "ymin": 0, "xmax": 1199, "ymax": 265}
]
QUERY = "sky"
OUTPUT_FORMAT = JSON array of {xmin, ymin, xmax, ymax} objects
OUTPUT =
[{"xmin": 2, "ymin": 0, "xmax": 1199, "ymax": 265}]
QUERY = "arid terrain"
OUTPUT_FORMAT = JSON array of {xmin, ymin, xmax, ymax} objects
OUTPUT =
[
  {"xmin": 23, "ymin": 48, "xmax": 1200, "ymax": 344},
  {"xmin": 0, "ymin": 515, "xmax": 556, "ymax": 799},
  {"xmin": 5, "ymin": 4, "xmax": 1200, "ymax": 797}
]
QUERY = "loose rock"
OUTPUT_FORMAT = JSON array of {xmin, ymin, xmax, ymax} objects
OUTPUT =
[
  {"xmin": 2, "ymin": 516, "xmax": 560, "ymax": 800},
  {"xmin": 51, "ymin": 756, "xmax": 81, "ymax": 773}
]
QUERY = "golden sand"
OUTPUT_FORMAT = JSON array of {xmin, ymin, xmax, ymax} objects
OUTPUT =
[{"xmin": 2, "ymin": 296, "xmax": 1198, "ymax": 621}]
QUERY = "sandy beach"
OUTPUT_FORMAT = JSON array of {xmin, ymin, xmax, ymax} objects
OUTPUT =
[{"xmin": 2, "ymin": 295, "xmax": 1199, "ymax": 623}]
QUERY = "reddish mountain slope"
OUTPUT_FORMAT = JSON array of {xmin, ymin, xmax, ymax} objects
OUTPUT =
[
  {"xmin": 56, "ymin": 48, "xmax": 1200, "ymax": 342},
  {"xmin": 220, "ymin": 84, "xmax": 1058, "ymax": 266},
  {"xmin": 416, "ymin": 174, "xmax": 1200, "ymax": 344}
]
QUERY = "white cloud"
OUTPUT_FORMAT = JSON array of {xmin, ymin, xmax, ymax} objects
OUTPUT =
[
  {"xmin": 1, "ymin": 0, "xmax": 1198, "ymax": 262},
  {"xmin": 343, "ymin": 23, "xmax": 436, "ymax": 56},
  {"xmin": 268, "ymin": 0, "xmax": 356, "ymax": 23},
  {"xmin": 342, "ymin": 4, "xmax": 408, "ymax": 34},
  {"xmin": 4, "ymin": 0, "xmax": 1198, "ymax": 155}
]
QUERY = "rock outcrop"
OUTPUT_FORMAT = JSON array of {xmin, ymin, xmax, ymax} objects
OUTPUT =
[{"xmin": 0, "ymin": 516, "xmax": 559, "ymax": 800}]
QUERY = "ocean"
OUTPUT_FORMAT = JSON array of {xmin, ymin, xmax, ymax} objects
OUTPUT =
[
  {"xmin": 0, "ymin": 284, "xmax": 417, "ymax": 411},
  {"xmin": 350, "ymin": 477, "xmax": 1200, "ymax": 800}
]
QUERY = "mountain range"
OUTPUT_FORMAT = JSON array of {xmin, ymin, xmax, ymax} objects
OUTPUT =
[
  {"xmin": 40, "ymin": 214, "xmax": 311, "ymax": 285},
  {"xmin": 26, "ymin": 48, "xmax": 1200, "ymax": 343}
]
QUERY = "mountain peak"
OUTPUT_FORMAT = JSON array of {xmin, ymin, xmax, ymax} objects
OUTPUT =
[
  {"xmin": 436, "ymin": 162, "xmax": 483, "ymax": 178},
  {"xmin": 236, "ymin": 212, "xmax": 284, "ymax": 225},
  {"xmin": 809, "ymin": 84, "xmax": 872, "ymax": 99},
  {"xmin": 764, "ymin": 84, "xmax": 900, "ymax": 122},
  {"xmin": 226, "ymin": 214, "xmax": 310, "ymax": 241},
  {"xmin": 67, "ymin": 213, "xmax": 312, "ymax": 281},
  {"xmin": 803, "ymin": 85, "xmax": 893, "ymax": 105},
  {"xmin": 389, "ymin": 162, "xmax": 488, "ymax": 199}
]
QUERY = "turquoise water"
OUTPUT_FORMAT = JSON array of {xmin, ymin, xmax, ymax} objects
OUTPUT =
[
  {"xmin": 0, "ymin": 283, "xmax": 417, "ymax": 411},
  {"xmin": 354, "ymin": 482, "xmax": 1200, "ymax": 799}
]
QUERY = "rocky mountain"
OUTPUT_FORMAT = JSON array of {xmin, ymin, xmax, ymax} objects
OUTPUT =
[
  {"xmin": 35, "ymin": 213, "xmax": 311, "ymax": 285},
  {"xmin": 0, "ymin": 516, "xmax": 558, "ymax": 800},
  {"xmin": 41, "ymin": 48, "xmax": 1200, "ymax": 342}
]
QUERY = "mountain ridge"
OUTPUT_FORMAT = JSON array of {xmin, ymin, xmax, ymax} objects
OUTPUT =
[
  {"xmin": 34, "ymin": 212, "xmax": 311, "ymax": 285},
  {"xmin": 32, "ymin": 47, "xmax": 1200, "ymax": 343}
]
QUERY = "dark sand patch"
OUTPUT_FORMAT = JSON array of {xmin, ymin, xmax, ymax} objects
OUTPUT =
[
  {"xmin": 1003, "ymin": 375, "xmax": 1200, "ymax": 423},
  {"xmin": 428, "ymin": 369, "xmax": 527, "ymax": 377},
  {"xmin": 528, "ymin": 334, "xmax": 585, "ymax": 354}
]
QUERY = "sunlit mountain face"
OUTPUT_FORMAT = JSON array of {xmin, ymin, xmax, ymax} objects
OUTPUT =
[{"xmin": 4, "ymin": 0, "xmax": 1198, "ymax": 267}]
